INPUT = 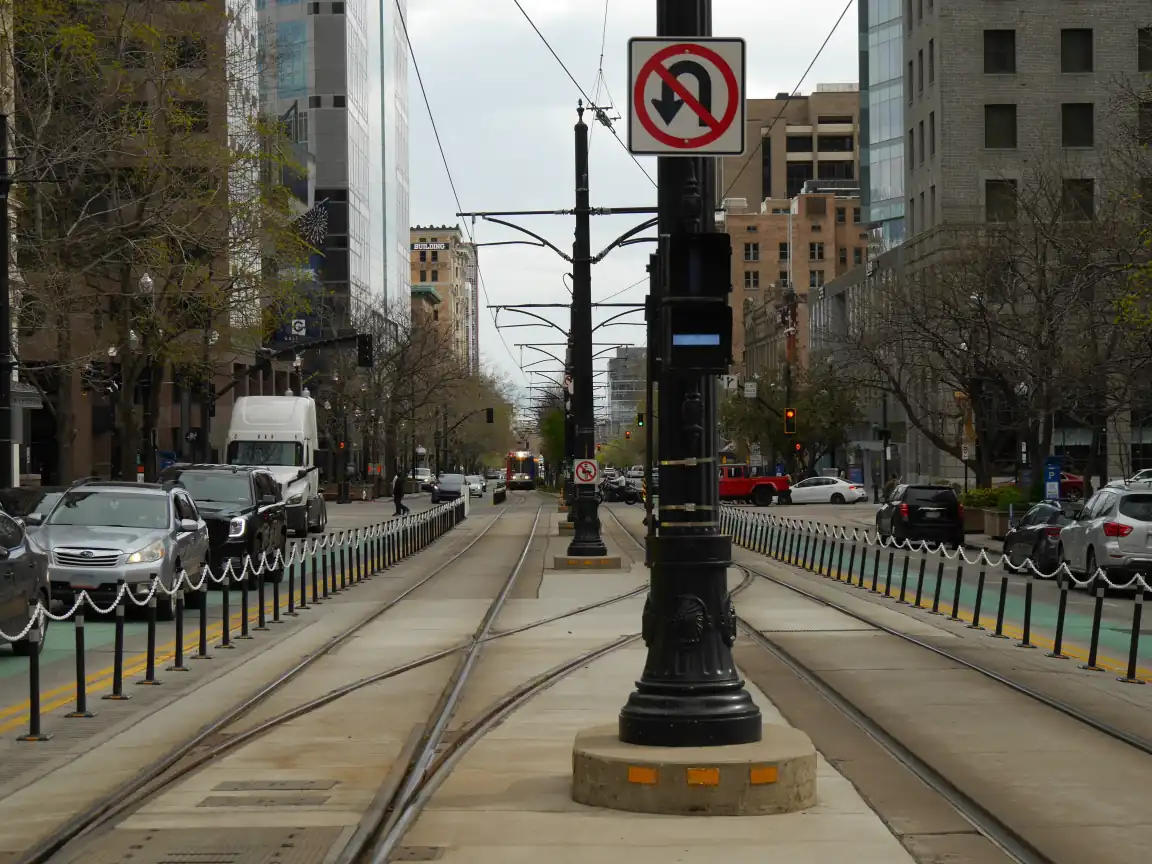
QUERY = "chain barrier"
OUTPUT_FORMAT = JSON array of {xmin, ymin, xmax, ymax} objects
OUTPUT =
[
  {"xmin": 719, "ymin": 505, "xmax": 1150, "ymax": 685},
  {"xmin": 2, "ymin": 498, "xmax": 467, "ymax": 741}
]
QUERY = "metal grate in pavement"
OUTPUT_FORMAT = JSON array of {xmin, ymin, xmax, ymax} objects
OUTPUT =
[
  {"xmin": 197, "ymin": 794, "xmax": 331, "ymax": 807},
  {"xmin": 212, "ymin": 779, "xmax": 338, "ymax": 792},
  {"xmin": 61, "ymin": 827, "xmax": 343, "ymax": 864}
]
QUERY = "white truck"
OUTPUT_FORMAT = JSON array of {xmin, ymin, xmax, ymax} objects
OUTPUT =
[{"xmin": 225, "ymin": 395, "xmax": 327, "ymax": 536}]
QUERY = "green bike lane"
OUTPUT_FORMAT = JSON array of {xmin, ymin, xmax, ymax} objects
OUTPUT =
[
  {"xmin": 735, "ymin": 522, "xmax": 1152, "ymax": 676},
  {"xmin": 0, "ymin": 495, "xmax": 445, "ymax": 710}
]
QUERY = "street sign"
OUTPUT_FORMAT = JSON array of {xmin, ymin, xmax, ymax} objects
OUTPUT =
[
  {"xmin": 290, "ymin": 319, "xmax": 306, "ymax": 338},
  {"xmin": 743, "ymin": 381, "xmax": 756, "ymax": 399},
  {"xmin": 574, "ymin": 458, "xmax": 599, "ymax": 485},
  {"xmin": 750, "ymin": 444, "xmax": 762, "ymax": 467},
  {"xmin": 1044, "ymin": 457, "xmax": 1062, "ymax": 501},
  {"xmin": 628, "ymin": 37, "xmax": 746, "ymax": 156},
  {"xmin": 564, "ymin": 374, "xmax": 574, "ymax": 395},
  {"xmin": 961, "ymin": 444, "xmax": 969, "ymax": 460}
]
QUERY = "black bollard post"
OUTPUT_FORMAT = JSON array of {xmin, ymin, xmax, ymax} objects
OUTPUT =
[
  {"xmin": 884, "ymin": 551, "xmax": 895, "ymax": 596},
  {"xmin": 930, "ymin": 561, "xmax": 945, "ymax": 614},
  {"xmin": 1079, "ymin": 583, "xmax": 1107, "ymax": 671},
  {"xmin": 990, "ymin": 576, "xmax": 1009, "ymax": 638},
  {"xmin": 297, "ymin": 543, "xmax": 308, "ymax": 610},
  {"xmin": 321, "ymin": 538, "xmax": 330, "ymax": 600},
  {"xmin": 870, "ymin": 547, "xmax": 880, "ymax": 592},
  {"xmin": 913, "ymin": 558, "xmax": 926, "ymax": 607},
  {"xmin": 236, "ymin": 568, "xmax": 252, "ymax": 640},
  {"xmin": 329, "ymin": 535, "xmax": 338, "ymax": 593},
  {"xmin": 801, "ymin": 530, "xmax": 812, "ymax": 569},
  {"xmin": 104, "ymin": 581, "xmax": 131, "ymax": 698},
  {"xmin": 855, "ymin": 545, "xmax": 867, "ymax": 588},
  {"xmin": 897, "ymin": 556, "xmax": 910, "ymax": 603},
  {"xmin": 193, "ymin": 580, "xmax": 212, "ymax": 660},
  {"xmin": 1047, "ymin": 575, "xmax": 1070, "ymax": 659},
  {"xmin": 311, "ymin": 539, "xmax": 321, "ymax": 602},
  {"xmin": 17, "ymin": 599, "xmax": 51, "ymax": 741},
  {"xmin": 167, "ymin": 584, "xmax": 190, "ymax": 671},
  {"xmin": 255, "ymin": 569, "xmax": 269, "ymax": 631},
  {"xmin": 949, "ymin": 566, "xmax": 965, "ymax": 621},
  {"xmin": 968, "ymin": 569, "xmax": 987, "ymax": 629},
  {"xmin": 286, "ymin": 546, "xmax": 297, "ymax": 617},
  {"xmin": 845, "ymin": 542, "xmax": 857, "ymax": 587},
  {"xmin": 137, "ymin": 577, "xmax": 162, "ymax": 685},
  {"xmin": 1017, "ymin": 576, "xmax": 1036, "ymax": 648},
  {"xmin": 835, "ymin": 541, "xmax": 846, "ymax": 581},
  {"xmin": 217, "ymin": 575, "xmax": 234, "ymax": 649},
  {"xmin": 1118, "ymin": 592, "xmax": 1145, "ymax": 684},
  {"xmin": 339, "ymin": 533, "xmax": 348, "ymax": 590},
  {"xmin": 66, "ymin": 593, "xmax": 96, "ymax": 718}
]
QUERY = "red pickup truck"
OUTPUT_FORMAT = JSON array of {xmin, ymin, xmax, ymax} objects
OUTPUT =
[{"xmin": 719, "ymin": 464, "xmax": 792, "ymax": 506}]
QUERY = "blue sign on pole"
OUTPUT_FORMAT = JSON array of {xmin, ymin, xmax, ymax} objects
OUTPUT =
[{"xmin": 1043, "ymin": 457, "xmax": 1062, "ymax": 501}]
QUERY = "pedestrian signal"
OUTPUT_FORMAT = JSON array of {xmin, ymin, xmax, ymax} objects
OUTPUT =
[
  {"xmin": 625, "ymin": 430, "xmax": 632, "ymax": 440},
  {"xmin": 338, "ymin": 441, "xmax": 346, "ymax": 450},
  {"xmin": 793, "ymin": 442, "xmax": 802, "ymax": 452},
  {"xmin": 636, "ymin": 412, "xmax": 645, "ymax": 427},
  {"xmin": 597, "ymin": 443, "xmax": 602, "ymax": 451},
  {"xmin": 784, "ymin": 408, "xmax": 797, "ymax": 435},
  {"xmin": 356, "ymin": 333, "xmax": 373, "ymax": 368}
]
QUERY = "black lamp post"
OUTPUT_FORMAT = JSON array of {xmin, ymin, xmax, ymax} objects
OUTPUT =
[{"xmin": 617, "ymin": 0, "xmax": 762, "ymax": 747}]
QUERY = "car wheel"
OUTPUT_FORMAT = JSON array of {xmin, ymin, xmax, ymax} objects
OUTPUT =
[
  {"xmin": 830, "ymin": 493, "xmax": 845, "ymax": 505},
  {"xmin": 1086, "ymin": 547, "xmax": 1101, "ymax": 582},
  {"xmin": 11, "ymin": 592, "xmax": 48, "ymax": 656},
  {"xmin": 753, "ymin": 486, "xmax": 774, "ymax": 507}
]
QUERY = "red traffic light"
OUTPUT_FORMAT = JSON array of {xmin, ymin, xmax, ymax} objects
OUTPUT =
[
  {"xmin": 625, "ymin": 430, "xmax": 632, "ymax": 440},
  {"xmin": 793, "ymin": 442, "xmax": 802, "ymax": 452},
  {"xmin": 338, "ymin": 441, "xmax": 346, "ymax": 450}
]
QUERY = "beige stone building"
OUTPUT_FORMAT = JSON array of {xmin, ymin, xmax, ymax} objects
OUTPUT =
[{"xmin": 409, "ymin": 225, "xmax": 477, "ymax": 369}]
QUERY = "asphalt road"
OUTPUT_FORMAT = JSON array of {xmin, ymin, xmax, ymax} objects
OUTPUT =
[
  {"xmin": 0, "ymin": 491, "xmax": 497, "ymax": 736},
  {"xmin": 732, "ymin": 501, "xmax": 1152, "ymax": 672}
]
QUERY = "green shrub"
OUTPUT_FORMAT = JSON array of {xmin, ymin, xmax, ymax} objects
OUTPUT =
[{"xmin": 961, "ymin": 487, "xmax": 998, "ymax": 508}]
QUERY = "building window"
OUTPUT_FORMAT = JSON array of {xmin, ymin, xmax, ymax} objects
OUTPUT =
[
  {"xmin": 332, "ymin": 95, "xmax": 346, "ymax": 108},
  {"xmin": 929, "ymin": 39, "xmax": 934, "ymax": 83},
  {"xmin": 853, "ymin": 207, "xmax": 861, "ymax": 223},
  {"xmin": 907, "ymin": 60, "xmax": 914, "ymax": 103},
  {"xmin": 744, "ymin": 271, "xmax": 760, "ymax": 290},
  {"xmin": 918, "ymin": 121, "xmax": 925, "ymax": 164},
  {"xmin": 786, "ymin": 135, "xmax": 813, "ymax": 152},
  {"xmin": 836, "ymin": 207, "xmax": 846, "ymax": 223},
  {"xmin": 418, "ymin": 269, "xmax": 426, "ymax": 281},
  {"xmin": 743, "ymin": 242, "xmax": 760, "ymax": 262},
  {"xmin": 907, "ymin": 129, "xmax": 914, "ymax": 166},
  {"xmin": 809, "ymin": 270, "xmax": 825, "ymax": 288},
  {"xmin": 985, "ymin": 179, "xmax": 1017, "ymax": 222},
  {"xmin": 984, "ymin": 30, "xmax": 1016, "ymax": 74},
  {"xmin": 917, "ymin": 49, "xmax": 924, "ymax": 93},
  {"xmin": 909, "ymin": 197, "xmax": 915, "ymax": 235},
  {"xmin": 929, "ymin": 111, "xmax": 935, "ymax": 155},
  {"xmin": 853, "ymin": 247, "xmax": 863, "ymax": 265},
  {"xmin": 779, "ymin": 271, "xmax": 789, "ymax": 288},
  {"xmin": 930, "ymin": 185, "xmax": 936, "ymax": 225},
  {"xmin": 917, "ymin": 0, "xmax": 922, "ymax": 20},
  {"xmin": 809, "ymin": 242, "xmax": 824, "ymax": 261},
  {"xmin": 817, "ymin": 135, "xmax": 853, "ymax": 152},
  {"xmin": 1062, "ymin": 179, "xmax": 1095, "ymax": 219},
  {"xmin": 786, "ymin": 162, "xmax": 814, "ymax": 197},
  {"xmin": 1140, "ymin": 98, "xmax": 1152, "ymax": 143},
  {"xmin": 332, "ymin": 1, "xmax": 345, "ymax": 10},
  {"xmin": 920, "ymin": 191, "xmax": 926, "ymax": 227},
  {"xmin": 838, "ymin": 247, "xmax": 847, "ymax": 266},
  {"xmin": 431, "ymin": 250, "xmax": 439, "ymax": 262},
  {"xmin": 984, "ymin": 104, "xmax": 1017, "ymax": 149},
  {"xmin": 1061, "ymin": 29, "xmax": 1093, "ymax": 73},
  {"xmin": 1062, "ymin": 103, "xmax": 1094, "ymax": 147},
  {"xmin": 431, "ymin": 270, "xmax": 439, "ymax": 281},
  {"xmin": 778, "ymin": 242, "xmax": 789, "ymax": 261},
  {"xmin": 1141, "ymin": 28, "xmax": 1152, "ymax": 72},
  {"xmin": 419, "ymin": 250, "xmax": 426, "ymax": 262}
]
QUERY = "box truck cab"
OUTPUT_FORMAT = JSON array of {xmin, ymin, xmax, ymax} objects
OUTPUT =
[{"xmin": 225, "ymin": 396, "xmax": 327, "ymax": 536}]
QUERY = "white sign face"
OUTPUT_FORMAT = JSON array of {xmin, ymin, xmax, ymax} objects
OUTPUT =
[
  {"xmin": 1045, "ymin": 481, "xmax": 1061, "ymax": 501},
  {"xmin": 961, "ymin": 444, "xmax": 970, "ymax": 460},
  {"xmin": 750, "ymin": 453, "xmax": 763, "ymax": 467},
  {"xmin": 743, "ymin": 381, "xmax": 757, "ymax": 399},
  {"xmin": 564, "ymin": 374, "xmax": 574, "ymax": 395},
  {"xmin": 628, "ymin": 37, "xmax": 746, "ymax": 156},
  {"xmin": 574, "ymin": 458, "xmax": 599, "ymax": 485},
  {"xmin": 291, "ymin": 319, "xmax": 306, "ymax": 336}
]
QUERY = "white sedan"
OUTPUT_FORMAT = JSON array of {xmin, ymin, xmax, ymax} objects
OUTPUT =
[
  {"xmin": 786, "ymin": 477, "xmax": 868, "ymax": 505},
  {"xmin": 466, "ymin": 476, "xmax": 486, "ymax": 497}
]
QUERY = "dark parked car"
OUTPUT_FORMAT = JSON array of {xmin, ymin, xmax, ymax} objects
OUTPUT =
[
  {"xmin": 432, "ymin": 474, "xmax": 466, "ymax": 503},
  {"xmin": 1002, "ymin": 502, "xmax": 1069, "ymax": 574},
  {"xmin": 0, "ymin": 511, "xmax": 51, "ymax": 656},
  {"xmin": 876, "ymin": 484, "xmax": 964, "ymax": 548},
  {"xmin": 160, "ymin": 465, "xmax": 288, "ymax": 583}
]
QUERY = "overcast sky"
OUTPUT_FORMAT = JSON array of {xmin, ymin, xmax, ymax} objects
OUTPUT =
[{"xmin": 405, "ymin": 0, "xmax": 858, "ymax": 407}]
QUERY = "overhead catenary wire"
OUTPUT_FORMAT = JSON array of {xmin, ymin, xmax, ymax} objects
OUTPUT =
[
  {"xmin": 587, "ymin": 0, "xmax": 611, "ymax": 151},
  {"xmin": 393, "ymin": 0, "xmax": 528, "ymax": 384},
  {"xmin": 721, "ymin": 0, "xmax": 854, "ymax": 200},
  {"xmin": 510, "ymin": 0, "xmax": 656, "ymax": 188}
]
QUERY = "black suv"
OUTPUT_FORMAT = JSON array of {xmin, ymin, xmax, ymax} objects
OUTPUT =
[
  {"xmin": 876, "ymin": 484, "xmax": 964, "ymax": 548},
  {"xmin": 160, "ymin": 464, "xmax": 288, "ymax": 582}
]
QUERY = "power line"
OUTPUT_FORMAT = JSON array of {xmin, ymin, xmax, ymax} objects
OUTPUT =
[
  {"xmin": 587, "ymin": 0, "xmax": 610, "ymax": 151},
  {"xmin": 394, "ymin": 0, "xmax": 528, "ymax": 383},
  {"xmin": 510, "ymin": 0, "xmax": 656, "ymax": 188},
  {"xmin": 598, "ymin": 275, "xmax": 647, "ymax": 303},
  {"xmin": 721, "ymin": 0, "xmax": 854, "ymax": 200}
]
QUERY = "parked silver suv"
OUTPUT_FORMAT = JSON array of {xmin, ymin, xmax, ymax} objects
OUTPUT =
[
  {"xmin": 1058, "ymin": 486, "xmax": 1152, "ymax": 581},
  {"xmin": 29, "ymin": 480, "xmax": 210, "ymax": 620}
]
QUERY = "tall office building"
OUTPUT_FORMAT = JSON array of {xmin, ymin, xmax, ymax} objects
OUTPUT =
[
  {"xmin": 258, "ymin": 0, "xmax": 409, "ymax": 325},
  {"xmin": 859, "ymin": 0, "xmax": 906, "ymax": 253},
  {"xmin": 605, "ymin": 348, "xmax": 646, "ymax": 443}
]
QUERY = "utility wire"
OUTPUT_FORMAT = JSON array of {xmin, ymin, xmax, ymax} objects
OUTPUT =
[
  {"xmin": 598, "ymin": 275, "xmax": 647, "ymax": 303},
  {"xmin": 587, "ymin": 0, "xmax": 610, "ymax": 151},
  {"xmin": 394, "ymin": 0, "xmax": 528, "ymax": 383},
  {"xmin": 510, "ymin": 0, "xmax": 656, "ymax": 188},
  {"xmin": 721, "ymin": 0, "xmax": 854, "ymax": 200}
]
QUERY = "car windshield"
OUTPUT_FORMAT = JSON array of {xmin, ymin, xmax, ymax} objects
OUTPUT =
[
  {"xmin": 440, "ymin": 474, "xmax": 465, "ymax": 487},
  {"xmin": 47, "ymin": 491, "xmax": 169, "ymax": 530},
  {"xmin": 1119, "ymin": 495, "xmax": 1152, "ymax": 522},
  {"xmin": 227, "ymin": 440, "xmax": 303, "ymax": 467},
  {"xmin": 171, "ymin": 472, "xmax": 254, "ymax": 505},
  {"xmin": 467, "ymin": 476, "xmax": 483, "ymax": 483},
  {"xmin": 905, "ymin": 487, "xmax": 957, "ymax": 504}
]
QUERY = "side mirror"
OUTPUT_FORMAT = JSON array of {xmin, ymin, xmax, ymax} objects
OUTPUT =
[
  {"xmin": 261, "ymin": 494, "xmax": 277, "ymax": 506},
  {"xmin": 24, "ymin": 513, "xmax": 43, "ymax": 527},
  {"xmin": 0, "ymin": 547, "xmax": 11, "ymax": 561},
  {"xmin": 178, "ymin": 518, "xmax": 199, "ymax": 533}
]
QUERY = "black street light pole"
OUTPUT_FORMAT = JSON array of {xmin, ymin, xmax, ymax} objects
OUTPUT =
[
  {"xmin": 0, "ymin": 115, "xmax": 13, "ymax": 488},
  {"xmin": 564, "ymin": 336, "xmax": 576, "ymax": 524},
  {"xmin": 618, "ymin": 0, "xmax": 762, "ymax": 747},
  {"xmin": 568, "ymin": 103, "xmax": 607, "ymax": 556}
]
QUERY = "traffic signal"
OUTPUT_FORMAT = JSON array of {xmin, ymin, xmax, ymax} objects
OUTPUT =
[
  {"xmin": 636, "ymin": 412, "xmax": 645, "ymax": 427},
  {"xmin": 784, "ymin": 407, "xmax": 797, "ymax": 435},
  {"xmin": 597, "ymin": 443, "xmax": 602, "ymax": 451},
  {"xmin": 485, "ymin": 407, "xmax": 494, "ymax": 423},
  {"xmin": 793, "ymin": 441, "xmax": 802, "ymax": 453},
  {"xmin": 625, "ymin": 430, "xmax": 632, "ymax": 440},
  {"xmin": 338, "ymin": 441, "xmax": 346, "ymax": 450},
  {"xmin": 356, "ymin": 333, "xmax": 373, "ymax": 367}
]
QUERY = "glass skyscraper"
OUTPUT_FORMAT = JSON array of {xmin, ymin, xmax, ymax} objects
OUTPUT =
[{"xmin": 859, "ymin": 0, "xmax": 905, "ymax": 252}]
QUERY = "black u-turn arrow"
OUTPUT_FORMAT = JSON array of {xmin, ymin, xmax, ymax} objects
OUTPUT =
[{"xmin": 651, "ymin": 59, "xmax": 712, "ymax": 126}]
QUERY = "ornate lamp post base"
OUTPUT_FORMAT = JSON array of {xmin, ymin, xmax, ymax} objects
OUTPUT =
[{"xmin": 567, "ymin": 488, "xmax": 607, "ymax": 556}]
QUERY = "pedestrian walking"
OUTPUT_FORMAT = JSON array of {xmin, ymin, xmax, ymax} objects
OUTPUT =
[{"xmin": 392, "ymin": 471, "xmax": 410, "ymax": 517}]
